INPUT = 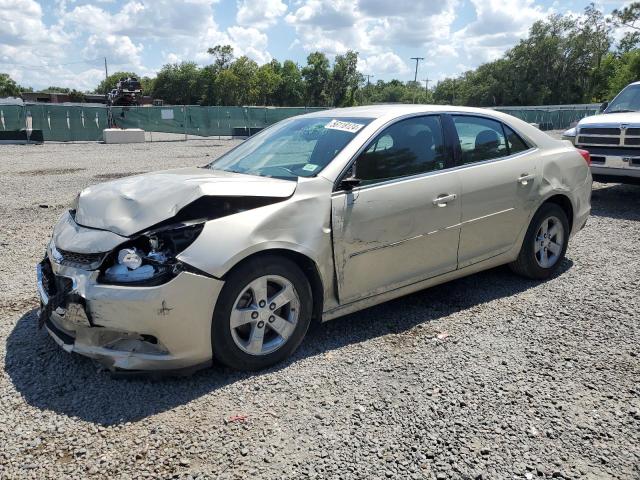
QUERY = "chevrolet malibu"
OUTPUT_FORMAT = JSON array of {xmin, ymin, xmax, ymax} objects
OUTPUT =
[{"xmin": 37, "ymin": 106, "xmax": 592, "ymax": 373}]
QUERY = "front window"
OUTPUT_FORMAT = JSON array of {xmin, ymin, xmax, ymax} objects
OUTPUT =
[
  {"xmin": 355, "ymin": 115, "xmax": 448, "ymax": 185},
  {"xmin": 606, "ymin": 84, "xmax": 640, "ymax": 113},
  {"xmin": 209, "ymin": 116, "xmax": 372, "ymax": 179}
]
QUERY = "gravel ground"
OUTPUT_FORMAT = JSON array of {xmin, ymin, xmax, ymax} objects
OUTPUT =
[{"xmin": 0, "ymin": 138, "xmax": 639, "ymax": 480}]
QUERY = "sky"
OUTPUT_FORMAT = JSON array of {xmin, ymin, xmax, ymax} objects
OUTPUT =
[{"xmin": 0, "ymin": 0, "xmax": 631, "ymax": 91}]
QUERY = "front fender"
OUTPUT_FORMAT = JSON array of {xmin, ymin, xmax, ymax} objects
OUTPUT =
[{"xmin": 176, "ymin": 177, "xmax": 336, "ymax": 300}]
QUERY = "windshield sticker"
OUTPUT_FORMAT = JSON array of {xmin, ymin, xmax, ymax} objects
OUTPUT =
[
  {"xmin": 303, "ymin": 163, "xmax": 319, "ymax": 172},
  {"xmin": 325, "ymin": 119, "xmax": 365, "ymax": 133}
]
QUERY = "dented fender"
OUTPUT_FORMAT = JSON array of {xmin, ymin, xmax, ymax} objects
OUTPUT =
[{"xmin": 177, "ymin": 176, "xmax": 339, "ymax": 309}]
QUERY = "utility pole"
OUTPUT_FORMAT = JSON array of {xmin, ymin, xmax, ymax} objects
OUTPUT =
[
  {"xmin": 410, "ymin": 57, "xmax": 424, "ymax": 83},
  {"xmin": 364, "ymin": 74, "xmax": 374, "ymax": 87},
  {"xmin": 104, "ymin": 57, "xmax": 113, "ymax": 128},
  {"xmin": 452, "ymin": 79, "xmax": 456, "ymax": 105},
  {"xmin": 422, "ymin": 78, "xmax": 430, "ymax": 104}
]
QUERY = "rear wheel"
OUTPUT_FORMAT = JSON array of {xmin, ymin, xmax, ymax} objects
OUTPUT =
[
  {"xmin": 510, "ymin": 203, "xmax": 570, "ymax": 280},
  {"xmin": 211, "ymin": 256, "xmax": 312, "ymax": 371}
]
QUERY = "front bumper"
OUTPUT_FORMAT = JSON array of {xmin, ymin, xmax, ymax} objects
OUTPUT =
[
  {"xmin": 583, "ymin": 153, "xmax": 640, "ymax": 180},
  {"xmin": 37, "ymin": 255, "xmax": 224, "ymax": 372}
]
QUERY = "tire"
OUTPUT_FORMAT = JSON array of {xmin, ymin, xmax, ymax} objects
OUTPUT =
[
  {"xmin": 211, "ymin": 255, "xmax": 312, "ymax": 371},
  {"xmin": 509, "ymin": 203, "xmax": 570, "ymax": 280}
]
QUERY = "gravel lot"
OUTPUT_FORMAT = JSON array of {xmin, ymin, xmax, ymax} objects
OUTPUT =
[{"xmin": 0, "ymin": 138, "xmax": 638, "ymax": 480}]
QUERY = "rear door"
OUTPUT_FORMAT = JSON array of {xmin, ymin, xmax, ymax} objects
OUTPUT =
[
  {"xmin": 449, "ymin": 114, "xmax": 540, "ymax": 268},
  {"xmin": 331, "ymin": 115, "xmax": 462, "ymax": 303}
]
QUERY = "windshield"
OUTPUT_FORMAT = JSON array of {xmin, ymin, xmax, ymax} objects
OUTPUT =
[
  {"xmin": 606, "ymin": 84, "xmax": 640, "ymax": 113},
  {"xmin": 208, "ymin": 116, "xmax": 372, "ymax": 179}
]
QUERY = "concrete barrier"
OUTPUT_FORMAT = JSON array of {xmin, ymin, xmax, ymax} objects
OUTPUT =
[{"xmin": 103, "ymin": 129, "xmax": 145, "ymax": 144}]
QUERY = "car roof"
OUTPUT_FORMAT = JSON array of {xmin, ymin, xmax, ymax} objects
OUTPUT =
[
  {"xmin": 301, "ymin": 104, "xmax": 558, "ymax": 148},
  {"xmin": 302, "ymin": 104, "xmax": 498, "ymax": 119}
]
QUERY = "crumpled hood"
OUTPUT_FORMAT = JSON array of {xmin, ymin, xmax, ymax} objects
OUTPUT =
[
  {"xmin": 75, "ymin": 167, "xmax": 297, "ymax": 236},
  {"xmin": 579, "ymin": 112, "xmax": 640, "ymax": 127}
]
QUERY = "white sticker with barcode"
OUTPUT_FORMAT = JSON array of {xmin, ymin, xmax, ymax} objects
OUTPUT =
[
  {"xmin": 302, "ymin": 163, "xmax": 319, "ymax": 172},
  {"xmin": 325, "ymin": 119, "xmax": 364, "ymax": 133}
]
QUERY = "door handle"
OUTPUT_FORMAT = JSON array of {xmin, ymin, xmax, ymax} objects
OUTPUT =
[
  {"xmin": 432, "ymin": 193, "xmax": 457, "ymax": 207},
  {"xmin": 517, "ymin": 174, "xmax": 535, "ymax": 185}
]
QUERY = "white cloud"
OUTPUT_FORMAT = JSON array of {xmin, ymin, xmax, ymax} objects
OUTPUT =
[
  {"xmin": 0, "ymin": 0, "xmax": 601, "ymax": 91},
  {"xmin": 227, "ymin": 26, "xmax": 272, "ymax": 63},
  {"xmin": 450, "ymin": 0, "xmax": 552, "ymax": 64},
  {"xmin": 358, "ymin": 52, "xmax": 410, "ymax": 76},
  {"xmin": 236, "ymin": 0, "xmax": 287, "ymax": 29},
  {"xmin": 83, "ymin": 34, "xmax": 144, "ymax": 68},
  {"xmin": 285, "ymin": 0, "xmax": 458, "ymax": 60}
]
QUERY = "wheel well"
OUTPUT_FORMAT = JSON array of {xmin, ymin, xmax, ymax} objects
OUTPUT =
[
  {"xmin": 225, "ymin": 249, "xmax": 324, "ymax": 323},
  {"xmin": 544, "ymin": 194, "xmax": 574, "ymax": 233}
]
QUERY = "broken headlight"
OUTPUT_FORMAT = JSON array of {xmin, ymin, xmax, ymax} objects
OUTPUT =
[{"xmin": 101, "ymin": 222, "xmax": 204, "ymax": 285}]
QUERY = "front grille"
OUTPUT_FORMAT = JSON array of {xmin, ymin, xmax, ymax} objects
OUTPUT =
[
  {"xmin": 625, "ymin": 137, "xmax": 640, "ymax": 146},
  {"xmin": 56, "ymin": 248, "xmax": 107, "ymax": 270},
  {"xmin": 577, "ymin": 136, "xmax": 620, "ymax": 145},
  {"xmin": 580, "ymin": 127, "xmax": 621, "ymax": 135},
  {"xmin": 627, "ymin": 128, "xmax": 640, "ymax": 136}
]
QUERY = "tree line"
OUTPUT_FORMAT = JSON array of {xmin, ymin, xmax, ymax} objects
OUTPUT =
[{"xmin": 2, "ymin": 2, "xmax": 640, "ymax": 107}]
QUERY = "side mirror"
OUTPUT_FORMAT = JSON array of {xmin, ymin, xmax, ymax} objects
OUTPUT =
[
  {"xmin": 339, "ymin": 176, "xmax": 361, "ymax": 191},
  {"xmin": 599, "ymin": 101, "xmax": 609, "ymax": 113}
]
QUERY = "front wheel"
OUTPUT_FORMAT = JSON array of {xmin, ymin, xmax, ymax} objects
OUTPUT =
[
  {"xmin": 211, "ymin": 256, "xmax": 312, "ymax": 371},
  {"xmin": 510, "ymin": 203, "xmax": 570, "ymax": 280}
]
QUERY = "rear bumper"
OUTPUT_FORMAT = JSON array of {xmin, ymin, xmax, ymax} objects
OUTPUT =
[{"xmin": 37, "ymin": 257, "xmax": 224, "ymax": 372}]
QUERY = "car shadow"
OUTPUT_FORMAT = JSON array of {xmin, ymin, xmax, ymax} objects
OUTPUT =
[
  {"xmin": 591, "ymin": 182, "xmax": 640, "ymax": 221},
  {"xmin": 5, "ymin": 259, "xmax": 573, "ymax": 426}
]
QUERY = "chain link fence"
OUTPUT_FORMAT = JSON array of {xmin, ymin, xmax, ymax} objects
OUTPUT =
[{"xmin": 0, "ymin": 103, "xmax": 600, "ymax": 141}]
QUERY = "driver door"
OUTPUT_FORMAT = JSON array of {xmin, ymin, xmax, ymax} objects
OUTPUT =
[{"xmin": 331, "ymin": 115, "xmax": 462, "ymax": 304}]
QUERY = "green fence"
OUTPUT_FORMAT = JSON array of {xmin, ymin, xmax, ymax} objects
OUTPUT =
[
  {"xmin": 494, "ymin": 104, "xmax": 600, "ymax": 131},
  {"xmin": 0, "ymin": 103, "xmax": 598, "ymax": 141},
  {"xmin": 0, "ymin": 104, "xmax": 325, "ymax": 141}
]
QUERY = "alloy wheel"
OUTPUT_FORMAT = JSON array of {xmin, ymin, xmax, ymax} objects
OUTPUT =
[
  {"xmin": 534, "ymin": 215, "xmax": 564, "ymax": 268},
  {"xmin": 229, "ymin": 275, "xmax": 300, "ymax": 356}
]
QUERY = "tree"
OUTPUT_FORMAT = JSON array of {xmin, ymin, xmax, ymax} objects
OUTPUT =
[
  {"xmin": 302, "ymin": 52, "xmax": 330, "ymax": 106},
  {"xmin": 230, "ymin": 56, "xmax": 259, "ymax": 105},
  {"xmin": 152, "ymin": 62, "xmax": 204, "ymax": 105},
  {"xmin": 215, "ymin": 68, "xmax": 240, "ymax": 105},
  {"xmin": 330, "ymin": 50, "xmax": 361, "ymax": 106},
  {"xmin": 612, "ymin": 2, "xmax": 640, "ymax": 52},
  {"xmin": 43, "ymin": 86, "xmax": 71, "ymax": 93},
  {"xmin": 607, "ymin": 49, "xmax": 640, "ymax": 97},
  {"xmin": 0, "ymin": 73, "xmax": 21, "ymax": 98},
  {"xmin": 207, "ymin": 45, "xmax": 234, "ymax": 71},
  {"xmin": 276, "ymin": 60, "xmax": 304, "ymax": 106},
  {"xmin": 252, "ymin": 61, "xmax": 282, "ymax": 105},
  {"xmin": 94, "ymin": 71, "xmax": 139, "ymax": 94}
]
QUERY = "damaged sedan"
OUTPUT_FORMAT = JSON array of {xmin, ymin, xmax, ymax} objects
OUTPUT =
[{"xmin": 37, "ymin": 106, "xmax": 592, "ymax": 373}]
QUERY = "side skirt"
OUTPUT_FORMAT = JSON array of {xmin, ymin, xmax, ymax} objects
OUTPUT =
[{"xmin": 321, "ymin": 251, "xmax": 515, "ymax": 322}]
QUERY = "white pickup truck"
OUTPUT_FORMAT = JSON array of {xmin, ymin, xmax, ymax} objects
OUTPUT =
[{"xmin": 563, "ymin": 81, "xmax": 640, "ymax": 183}]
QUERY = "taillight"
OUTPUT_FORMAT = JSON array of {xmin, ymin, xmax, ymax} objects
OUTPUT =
[{"xmin": 577, "ymin": 148, "xmax": 591, "ymax": 166}]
